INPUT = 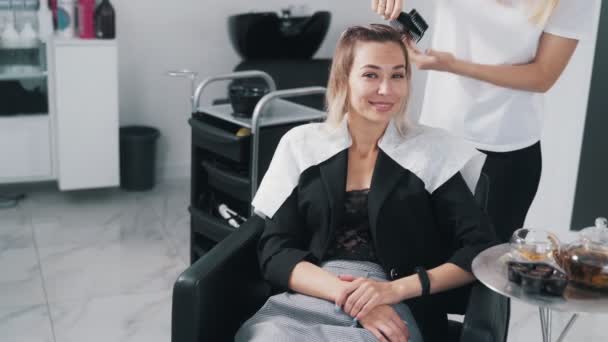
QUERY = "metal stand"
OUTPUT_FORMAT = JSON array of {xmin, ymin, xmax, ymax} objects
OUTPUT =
[
  {"xmin": 191, "ymin": 70, "xmax": 326, "ymax": 200},
  {"xmin": 538, "ymin": 307, "xmax": 579, "ymax": 342}
]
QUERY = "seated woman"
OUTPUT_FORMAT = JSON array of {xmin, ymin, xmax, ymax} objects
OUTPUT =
[{"xmin": 236, "ymin": 24, "xmax": 497, "ymax": 342}]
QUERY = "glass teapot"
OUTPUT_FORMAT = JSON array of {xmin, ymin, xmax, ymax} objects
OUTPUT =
[
  {"xmin": 553, "ymin": 217, "xmax": 608, "ymax": 291},
  {"xmin": 510, "ymin": 228, "xmax": 560, "ymax": 263}
]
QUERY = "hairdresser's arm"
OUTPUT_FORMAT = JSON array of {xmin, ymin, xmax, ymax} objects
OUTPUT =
[{"xmin": 407, "ymin": 32, "xmax": 579, "ymax": 93}]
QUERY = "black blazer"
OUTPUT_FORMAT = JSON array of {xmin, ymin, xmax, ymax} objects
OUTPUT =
[
  {"xmin": 256, "ymin": 148, "xmax": 497, "ymax": 342},
  {"xmin": 250, "ymin": 119, "xmax": 498, "ymax": 341}
]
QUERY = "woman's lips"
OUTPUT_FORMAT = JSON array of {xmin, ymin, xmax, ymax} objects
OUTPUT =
[{"xmin": 369, "ymin": 101, "xmax": 394, "ymax": 112}]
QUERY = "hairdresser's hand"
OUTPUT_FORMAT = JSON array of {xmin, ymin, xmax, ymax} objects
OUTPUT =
[
  {"xmin": 359, "ymin": 304, "xmax": 410, "ymax": 342},
  {"xmin": 336, "ymin": 274, "xmax": 401, "ymax": 320},
  {"xmin": 372, "ymin": 0, "xmax": 403, "ymax": 20},
  {"xmin": 405, "ymin": 38, "xmax": 456, "ymax": 72}
]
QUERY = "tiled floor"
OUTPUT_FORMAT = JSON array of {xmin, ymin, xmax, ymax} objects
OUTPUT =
[
  {"xmin": 0, "ymin": 179, "xmax": 189, "ymax": 342},
  {"xmin": 1, "ymin": 178, "xmax": 607, "ymax": 342}
]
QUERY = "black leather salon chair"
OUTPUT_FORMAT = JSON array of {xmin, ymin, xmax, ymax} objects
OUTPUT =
[{"xmin": 171, "ymin": 174, "xmax": 510, "ymax": 342}]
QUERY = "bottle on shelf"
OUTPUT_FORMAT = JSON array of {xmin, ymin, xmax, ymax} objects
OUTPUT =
[
  {"xmin": 49, "ymin": 0, "xmax": 58, "ymax": 29},
  {"xmin": 56, "ymin": 0, "xmax": 75, "ymax": 38},
  {"xmin": 94, "ymin": 0, "xmax": 115, "ymax": 39},
  {"xmin": 77, "ymin": 0, "xmax": 95, "ymax": 38},
  {"xmin": 37, "ymin": 0, "xmax": 55, "ymax": 42}
]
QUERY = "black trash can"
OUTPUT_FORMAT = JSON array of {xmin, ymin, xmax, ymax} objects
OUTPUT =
[{"xmin": 119, "ymin": 126, "xmax": 161, "ymax": 191}]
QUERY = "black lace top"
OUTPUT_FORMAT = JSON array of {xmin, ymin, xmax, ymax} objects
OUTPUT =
[{"xmin": 323, "ymin": 189, "xmax": 378, "ymax": 263}]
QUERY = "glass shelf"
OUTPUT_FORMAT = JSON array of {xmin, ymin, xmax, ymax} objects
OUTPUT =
[
  {"xmin": 0, "ymin": 40, "xmax": 41, "ymax": 50},
  {"xmin": 0, "ymin": 69, "xmax": 47, "ymax": 81},
  {"xmin": 0, "ymin": 41, "xmax": 47, "ymax": 80}
]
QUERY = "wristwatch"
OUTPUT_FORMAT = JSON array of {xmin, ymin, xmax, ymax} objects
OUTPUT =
[{"xmin": 414, "ymin": 266, "xmax": 430, "ymax": 297}]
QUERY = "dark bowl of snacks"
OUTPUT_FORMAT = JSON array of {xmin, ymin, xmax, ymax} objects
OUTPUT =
[{"xmin": 507, "ymin": 261, "xmax": 569, "ymax": 296}]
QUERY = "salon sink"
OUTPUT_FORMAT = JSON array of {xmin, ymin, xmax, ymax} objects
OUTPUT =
[{"xmin": 228, "ymin": 11, "xmax": 331, "ymax": 60}]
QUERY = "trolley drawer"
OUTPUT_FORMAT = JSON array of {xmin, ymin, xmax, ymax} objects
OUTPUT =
[
  {"xmin": 189, "ymin": 118, "xmax": 250, "ymax": 164},
  {"xmin": 201, "ymin": 160, "xmax": 251, "ymax": 202},
  {"xmin": 189, "ymin": 206, "xmax": 235, "ymax": 242}
]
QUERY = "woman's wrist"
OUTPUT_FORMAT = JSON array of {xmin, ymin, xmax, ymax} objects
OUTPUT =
[
  {"xmin": 331, "ymin": 279, "xmax": 351, "ymax": 302},
  {"xmin": 447, "ymin": 57, "xmax": 467, "ymax": 76},
  {"xmin": 392, "ymin": 275, "xmax": 423, "ymax": 301}
]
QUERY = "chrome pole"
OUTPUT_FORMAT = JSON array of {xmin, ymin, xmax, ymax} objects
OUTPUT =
[
  {"xmin": 555, "ymin": 314, "xmax": 579, "ymax": 342},
  {"xmin": 539, "ymin": 307, "xmax": 548, "ymax": 342},
  {"xmin": 547, "ymin": 309, "xmax": 552, "ymax": 342}
]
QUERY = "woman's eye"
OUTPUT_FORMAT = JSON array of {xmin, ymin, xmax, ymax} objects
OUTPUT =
[
  {"xmin": 363, "ymin": 73, "xmax": 377, "ymax": 79},
  {"xmin": 392, "ymin": 73, "xmax": 405, "ymax": 79}
]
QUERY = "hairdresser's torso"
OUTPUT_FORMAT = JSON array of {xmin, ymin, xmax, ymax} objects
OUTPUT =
[{"xmin": 418, "ymin": 0, "xmax": 592, "ymax": 151}]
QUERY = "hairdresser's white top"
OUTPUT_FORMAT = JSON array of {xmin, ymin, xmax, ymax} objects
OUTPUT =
[
  {"xmin": 418, "ymin": 0, "xmax": 597, "ymax": 152},
  {"xmin": 252, "ymin": 115, "xmax": 485, "ymax": 219}
]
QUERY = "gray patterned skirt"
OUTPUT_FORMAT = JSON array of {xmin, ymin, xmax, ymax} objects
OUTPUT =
[{"xmin": 235, "ymin": 260, "xmax": 423, "ymax": 341}]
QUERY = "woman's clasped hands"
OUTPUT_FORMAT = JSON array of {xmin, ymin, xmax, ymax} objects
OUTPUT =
[
  {"xmin": 335, "ymin": 274, "xmax": 402, "ymax": 319},
  {"xmin": 335, "ymin": 274, "xmax": 410, "ymax": 342}
]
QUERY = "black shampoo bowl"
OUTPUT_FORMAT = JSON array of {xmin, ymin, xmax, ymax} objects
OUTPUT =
[{"xmin": 228, "ymin": 11, "xmax": 331, "ymax": 60}]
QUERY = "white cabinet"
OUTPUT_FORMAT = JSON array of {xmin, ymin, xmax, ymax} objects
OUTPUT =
[
  {"xmin": 0, "ymin": 115, "xmax": 52, "ymax": 182},
  {"xmin": 0, "ymin": 38, "xmax": 119, "ymax": 190},
  {"xmin": 48, "ymin": 39, "xmax": 119, "ymax": 190}
]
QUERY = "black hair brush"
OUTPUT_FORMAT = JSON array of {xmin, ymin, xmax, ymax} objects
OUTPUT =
[{"xmin": 389, "ymin": 9, "xmax": 428, "ymax": 43}]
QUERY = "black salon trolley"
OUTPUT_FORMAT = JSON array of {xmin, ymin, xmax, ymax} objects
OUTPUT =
[{"xmin": 188, "ymin": 71, "xmax": 326, "ymax": 263}]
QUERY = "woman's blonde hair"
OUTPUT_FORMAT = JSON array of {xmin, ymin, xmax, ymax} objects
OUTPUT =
[
  {"xmin": 530, "ymin": 0, "xmax": 559, "ymax": 25},
  {"xmin": 325, "ymin": 24, "xmax": 411, "ymax": 135},
  {"xmin": 498, "ymin": 0, "xmax": 559, "ymax": 25}
]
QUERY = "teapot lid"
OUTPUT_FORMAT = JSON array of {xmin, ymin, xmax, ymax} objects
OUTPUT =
[{"xmin": 580, "ymin": 217, "xmax": 608, "ymax": 247}]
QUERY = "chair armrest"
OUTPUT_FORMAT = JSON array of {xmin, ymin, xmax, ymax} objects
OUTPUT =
[
  {"xmin": 460, "ymin": 282, "xmax": 510, "ymax": 342},
  {"xmin": 171, "ymin": 215, "xmax": 270, "ymax": 342}
]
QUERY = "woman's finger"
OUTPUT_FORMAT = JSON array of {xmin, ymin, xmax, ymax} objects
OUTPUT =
[
  {"xmin": 371, "ymin": 0, "xmax": 378, "ymax": 11},
  {"xmin": 335, "ymin": 278, "xmax": 365, "ymax": 307},
  {"xmin": 417, "ymin": 55, "xmax": 440, "ymax": 70},
  {"xmin": 350, "ymin": 289, "xmax": 375, "ymax": 318},
  {"xmin": 384, "ymin": 0, "xmax": 395, "ymax": 19},
  {"xmin": 389, "ymin": 315, "xmax": 410, "ymax": 342},
  {"xmin": 376, "ymin": 322, "xmax": 397, "ymax": 342},
  {"xmin": 376, "ymin": 0, "xmax": 387, "ymax": 16},
  {"xmin": 382, "ymin": 319, "xmax": 407, "ymax": 342},
  {"xmin": 390, "ymin": 0, "xmax": 402, "ymax": 20},
  {"xmin": 355, "ymin": 293, "xmax": 379, "ymax": 320},
  {"xmin": 369, "ymin": 327, "xmax": 389, "ymax": 342},
  {"xmin": 338, "ymin": 274, "xmax": 357, "ymax": 282},
  {"xmin": 335, "ymin": 287, "xmax": 354, "ymax": 308},
  {"xmin": 343, "ymin": 287, "xmax": 360, "ymax": 313},
  {"xmin": 408, "ymin": 49, "xmax": 438, "ymax": 69},
  {"xmin": 344, "ymin": 283, "xmax": 368, "ymax": 313},
  {"xmin": 404, "ymin": 38, "xmax": 421, "ymax": 53},
  {"xmin": 405, "ymin": 41, "xmax": 425, "ymax": 61}
]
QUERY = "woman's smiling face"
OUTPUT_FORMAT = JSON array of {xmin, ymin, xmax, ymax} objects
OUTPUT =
[{"xmin": 347, "ymin": 41, "xmax": 409, "ymax": 125}]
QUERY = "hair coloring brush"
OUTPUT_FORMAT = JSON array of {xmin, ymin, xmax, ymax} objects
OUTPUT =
[{"xmin": 389, "ymin": 9, "xmax": 429, "ymax": 43}]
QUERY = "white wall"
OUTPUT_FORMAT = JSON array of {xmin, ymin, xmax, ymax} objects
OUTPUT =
[
  {"xmin": 113, "ymin": 0, "xmax": 416, "ymax": 179},
  {"xmin": 114, "ymin": 0, "xmax": 600, "ymax": 235},
  {"xmin": 524, "ymin": 3, "xmax": 602, "ymax": 236}
]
